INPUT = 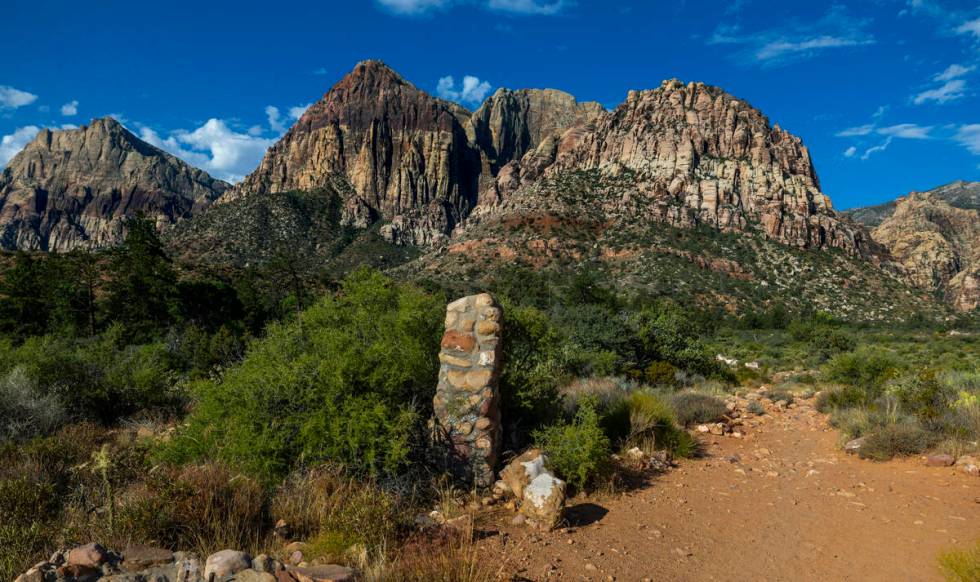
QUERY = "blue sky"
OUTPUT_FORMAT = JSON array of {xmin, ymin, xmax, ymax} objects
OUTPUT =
[{"xmin": 2, "ymin": 0, "xmax": 979, "ymax": 209}]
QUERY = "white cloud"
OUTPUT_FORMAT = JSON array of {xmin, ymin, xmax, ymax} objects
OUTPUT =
[
  {"xmin": 912, "ymin": 79, "xmax": 966, "ymax": 104},
  {"xmin": 376, "ymin": 0, "xmax": 449, "ymax": 14},
  {"xmin": 0, "ymin": 86, "xmax": 38, "ymax": 110},
  {"xmin": 843, "ymin": 146, "xmax": 857, "ymax": 158},
  {"xmin": 0, "ymin": 126, "xmax": 40, "ymax": 167},
  {"xmin": 436, "ymin": 75, "xmax": 492, "ymax": 106},
  {"xmin": 836, "ymin": 124, "xmax": 875, "ymax": 137},
  {"xmin": 487, "ymin": 0, "xmax": 567, "ymax": 15},
  {"xmin": 60, "ymin": 100, "xmax": 79, "ymax": 116},
  {"xmin": 877, "ymin": 123, "xmax": 933, "ymax": 139},
  {"xmin": 861, "ymin": 137, "xmax": 893, "ymax": 160},
  {"xmin": 140, "ymin": 119, "xmax": 273, "ymax": 183},
  {"xmin": 935, "ymin": 64, "xmax": 975, "ymax": 81},
  {"xmin": 60, "ymin": 124, "xmax": 78, "ymax": 130},
  {"xmin": 288, "ymin": 104, "xmax": 311, "ymax": 120},
  {"xmin": 265, "ymin": 105, "xmax": 286, "ymax": 134},
  {"xmin": 956, "ymin": 17, "xmax": 980, "ymax": 38},
  {"xmin": 376, "ymin": 0, "xmax": 568, "ymax": 15},
  {"xmin": 955, "ymin": 124, "xmax": 980, "ymax": 155},
  {"xmin": 707, "ymin": 5, "xmax": 873, "ymax": 67}
]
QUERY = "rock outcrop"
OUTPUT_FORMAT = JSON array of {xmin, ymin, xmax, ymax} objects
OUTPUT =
[
  {"xmin": 231, "ymin": 60, "xmax": 481, "ymax": 246},
  {"xmin": 229, "ymin": 61, "xmax": 866, "ymax": 255},
  {"xmin": 0, "ymin": 117, "xmax": 227, "ymax": 251},
  {"xmin": 864, "ymin": 190, "xmax": 980, "ymax": 310},
  {"xmin": 848, "ymin": 181, "xmax": 980, "ymax": 311}
]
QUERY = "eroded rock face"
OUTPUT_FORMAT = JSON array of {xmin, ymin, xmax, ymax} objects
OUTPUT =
[
  {"xmin": 483, "ymin": 80, "xmax": 865, "ymax": 254},
  {"xmin": 433, "ymin": 293, "xmax": 503, "ymax": 489},
  {"xmin": 230, "ymin": 62, "xmax": 862, "ymax": 255},
  {"xmin": 231, "ymin": 60, "xmax": 482, "ymax": 246},
  {"xmin": 0, "ymin": 117, "xmax": 227, "ymax": 251},
  {"xmin": 868, "ymin": 191, "xmax": 980, "ymax": 311}
]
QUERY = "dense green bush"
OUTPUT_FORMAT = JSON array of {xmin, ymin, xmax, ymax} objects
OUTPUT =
[
  {"xmin": 162, "ymin": 269, "xmax": 443, "ymax": 481},
  {"xmin": 670, "ymin": 391, "xmax": 728, "ymax": 427},
  {"xmin": 858, "ymin": 422, "xmax": 936, "ymax": 461},
  {"xmin": 533, "ymin": 398, "xmax": 611, "ymax": 491},
  {"xmin": 823, "ymin": 348, "xmax": 901, "ymax": 392},
  {"xmin": 626, "ymin": 391, "xmax": 696, "ymax": 457}
]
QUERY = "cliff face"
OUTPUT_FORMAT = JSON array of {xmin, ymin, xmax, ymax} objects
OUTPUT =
[
  {"xmin": 232, "ymin": 62, "xmax": 867, "ymax": 255},
  {"xmin": 858, "ymin": 187, "xmax": 980, "ymax": 311},
  {"xmin": 479, "ymin": 80, "xmax": 866, "ymax": 254},
  {"xmin": 0, "ymin": 117, "xmax": 227, "ymax": 251},
  {"xmin": 231, "ymin": 60, "xmax": 482, "ymax": 246}
]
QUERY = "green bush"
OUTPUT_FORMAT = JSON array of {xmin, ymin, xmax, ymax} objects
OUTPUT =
[
  {"xmin": 887, "ymin": 370, "xmax": 951, "ymax": 421},
  {"xmin": 627, "ymin": 391, "xmax": 696, "ymax": 457},
  {"xmin": 670, "ymin": 391, "xmax": 728, "ymax": 427},
  {"xmin": 533, "ymin": 398, "xmax": 611, "ymax": 491},
  {"xmin": 644, "ymin": 361, "xmax": 678, "ymax": 386},
  {"xmin": 858, "ymin": 422, "xmax": 936, "ymax": 461},
  {"xmin": 815, "ymin": 385, "xmax": 867, "ymax": 412},
  {"xmin": 938, "ymin": 541, "xmax": 980, "ymax": 582},
  {"xmin": 824, "ymin": 348, "xmax": 900, "ymax": 392},
  {"xmin": 162, "ymin": 269, "xmax": 443, "ymax": 481}
]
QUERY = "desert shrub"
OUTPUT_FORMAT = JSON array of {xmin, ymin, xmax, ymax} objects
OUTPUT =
[
  {"xmin": 767, "ymin": 388, "xmax": 794, "ymax": 405},
  {"xmin": 373, "ymin": 528, "xmax": 494, "ymax": 582},
  {"xmin": 747, "ymin": 401, "xmax": 765, "ymax": 415},
  {"xmin": 644, "ymin": 361, "xmax": 678, "ymax": 386},
  {"xmin": 938, "ymin": 541, "xmax": 980, "ymax": 582},
  {"xmin": 859, "ymin": 422, "xmax": 936, "ymax": 461},
  {"xmin": 533, "ymin": 398, "xmax": 611, "ymax": 491},
  {"xmin": 499, "ymin": 304, "xmax": 566, "ymax": 435},
  {"xmin": 162, "ymin": 269, "xmax": 442, "ymax": 481},
  {"xmin": 886, "ymin": 370, "xmax": 952, "ymax": 421},
  {"xmin": 101, "ymin": 462, "xmax": 267, "ymax": 555},
  {"xmin": 626, "ymin": 391, "xmax": 695, "ymax": 457},
  {"xmin": 670, "ymin": 391, "xmax": 728, "ymax": 427},
  {"xmin": 824, "ymin": 348, "xmax": 900, "ymax": 393},
  {"xmin": 0, "ymin": 366, "xmax": 68, "ymax": 442},
  {"xmin": 815, "ymin": 385, "xmax": 872, "ymax": 412}
]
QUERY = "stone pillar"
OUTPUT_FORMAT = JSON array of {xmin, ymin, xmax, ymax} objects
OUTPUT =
[{"xmin": 433, "ymin": 293, "xmax": 502, "ymax": 489}]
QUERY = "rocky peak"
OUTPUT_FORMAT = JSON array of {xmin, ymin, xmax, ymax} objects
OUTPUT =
[
  {"xmin": 0, "ymin": 117, "xmax": 227, "ymax": 251},
  {"xmin": 231, "ymin": 60, "xmax": 481, "ymax": 245}
]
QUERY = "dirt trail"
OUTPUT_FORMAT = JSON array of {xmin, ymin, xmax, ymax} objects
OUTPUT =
[{"xmin": 481, "ymin": 396, "xmax": 980, "ymax": 581}]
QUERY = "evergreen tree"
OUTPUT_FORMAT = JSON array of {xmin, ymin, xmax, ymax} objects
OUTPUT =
[
  {"xmin": 105, "ymin": 216, "xmax": 181, "ymax": 341},
  {"xmin": 0, "ymin": 252, "xmax": 51, "ymax": 339}
]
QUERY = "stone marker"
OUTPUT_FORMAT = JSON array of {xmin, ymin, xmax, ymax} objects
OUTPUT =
[{"xmin": 433, "ymin": 293, "xmax": 503, "ymax": 489}]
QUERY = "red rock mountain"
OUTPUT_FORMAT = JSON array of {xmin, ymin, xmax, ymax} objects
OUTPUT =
[
  {"xmin": 232, "ymin": 61, "xmax": 867, "ymax": 255},
  {"xmin": 0, "ymin": 117, "xmax": 227, "ymax": 251}
]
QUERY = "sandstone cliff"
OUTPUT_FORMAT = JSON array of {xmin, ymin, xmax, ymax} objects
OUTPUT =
[
  {"xmin": 851, "ymin": 184, "xmax": 980, "ymax": 311},
  {"xmin": 231, "ymin": 62, "xmax": 867, "ymax": 255},
  {"xmin": 0, "ymin": 117, "xmax": 227, "ymax": 251}
]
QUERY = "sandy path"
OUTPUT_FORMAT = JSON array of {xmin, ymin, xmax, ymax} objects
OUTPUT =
[{"xmin": 480, "ymin": 397, "xmax": 980, "ymax": 581}]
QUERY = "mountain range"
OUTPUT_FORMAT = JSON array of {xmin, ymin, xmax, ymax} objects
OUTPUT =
[{"xmin": 0, "ymin": 60, "xmax": 968, "ymax": 318}]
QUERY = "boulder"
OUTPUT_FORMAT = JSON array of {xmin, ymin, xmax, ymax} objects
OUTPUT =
[
  {"xmin": 844, "ymin": 437, "xmax": 866, "ymax": 455},
  {"xmin": 500, "ymin": 449, "xmax": 549, "ymax": 500},
  {"xmin": 67, "ymin": 543, "xmax": 109, "ymax": 568},
  {"xmin": 520, "ymin": 472, "xmax": 567, "ymax": 531},
  {"xmin": 122, "ymin": 546, "xmax": 175, "ymax": 571},
  {"xmin": 282, "ymin": 565, "xmax": 357, "ymax": 582},
  {"xmin": 956, "ymin": 455, "xmax": 979, "ymax": 476},
  {"xmin": 925, "ymin": 454, "xmax": 956, "ymax": 467},
  {"xmin": 204, "ymin": 550, "xmax": 251, "ymax": 580}
]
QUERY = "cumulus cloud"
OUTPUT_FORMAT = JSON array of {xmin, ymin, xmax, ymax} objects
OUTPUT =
[
  {"xmin": 437, "ymin": 75, "xmax": 492, "ymax": 106},
  {"xmin": 0, "ymin": 86, "xmax": 38, "ymax": 110},
  {"xmin": 0, "ymin": 126, "xmax": 40, "ymax": 167},
  {"xmin": 288, "ymin": 104, "xmax": 311, "ymax": 120},
  {"xmin": 139, "ymin": 119, "xmax": 274, "ymax": 183},
  {"xmin": 707, "ymin": 5, "xmax": 873, "ymax": 67},
  {"xmin": 843, "ymin": 146, "xmax": 857, "ymax": 158},
  {"xmin": 266, "ymin": 104, "xmax": 310, "ymax": 134},
  {"xmin": 60, "ymin": 100, "xmax": 79, "ymax": 116},
  {"xmin": 376, "ymin": 0, "xmax": 569, "ymax": 15}
]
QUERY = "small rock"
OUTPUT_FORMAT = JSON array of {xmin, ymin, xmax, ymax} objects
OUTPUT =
[
  {"xmin": 926, "ymin": 454, "xmax": 956, "ymax": 467},
  {"xmin": 511, "ymin": 513, "xmax": 527, "ymax": 525},
  {"xmin": 121, "ymin": 545, "xmax": 175, "ymax": 571},
  {"xmin": 956, "ymin": 455, "xmax": 979, "ymax": 476},
  {"xmin": 204, "ymin": 550, "xmax": 251, "ymax": 579},
  {"xmin": 67, "ymin": 543, "xmax": 108, "ymax": 568},
  {"xmin": 844, "ymin": 437, "xmax": 866, "ymax": 455},
  {"xmin": 285, "ymin": 564, "xmax": 357, "ymax": 582}
]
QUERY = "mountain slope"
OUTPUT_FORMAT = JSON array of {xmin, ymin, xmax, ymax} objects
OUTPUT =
[
  {"xmin": 848, "ymin": 182, "xmax": 980, "ymax": 311},
  {"xmin": 0, "ymin": 117, "xmax": 228, "ymax": 251}
]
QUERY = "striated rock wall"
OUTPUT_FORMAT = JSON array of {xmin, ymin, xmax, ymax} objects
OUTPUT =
[
  {"xmin": 0, "ymin": 117, "xmax": 227, "ymax": 251},
  {"xmin": 870, "ymin": 191, "xmax": 980, "ymax": 311},
  {"xmin": 433, "ymin": 293, "xmax": 503, "ymax": 489},
  {"xmin": 230, "ymin": 62, "xmax": 865, "ymax": 255}
]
